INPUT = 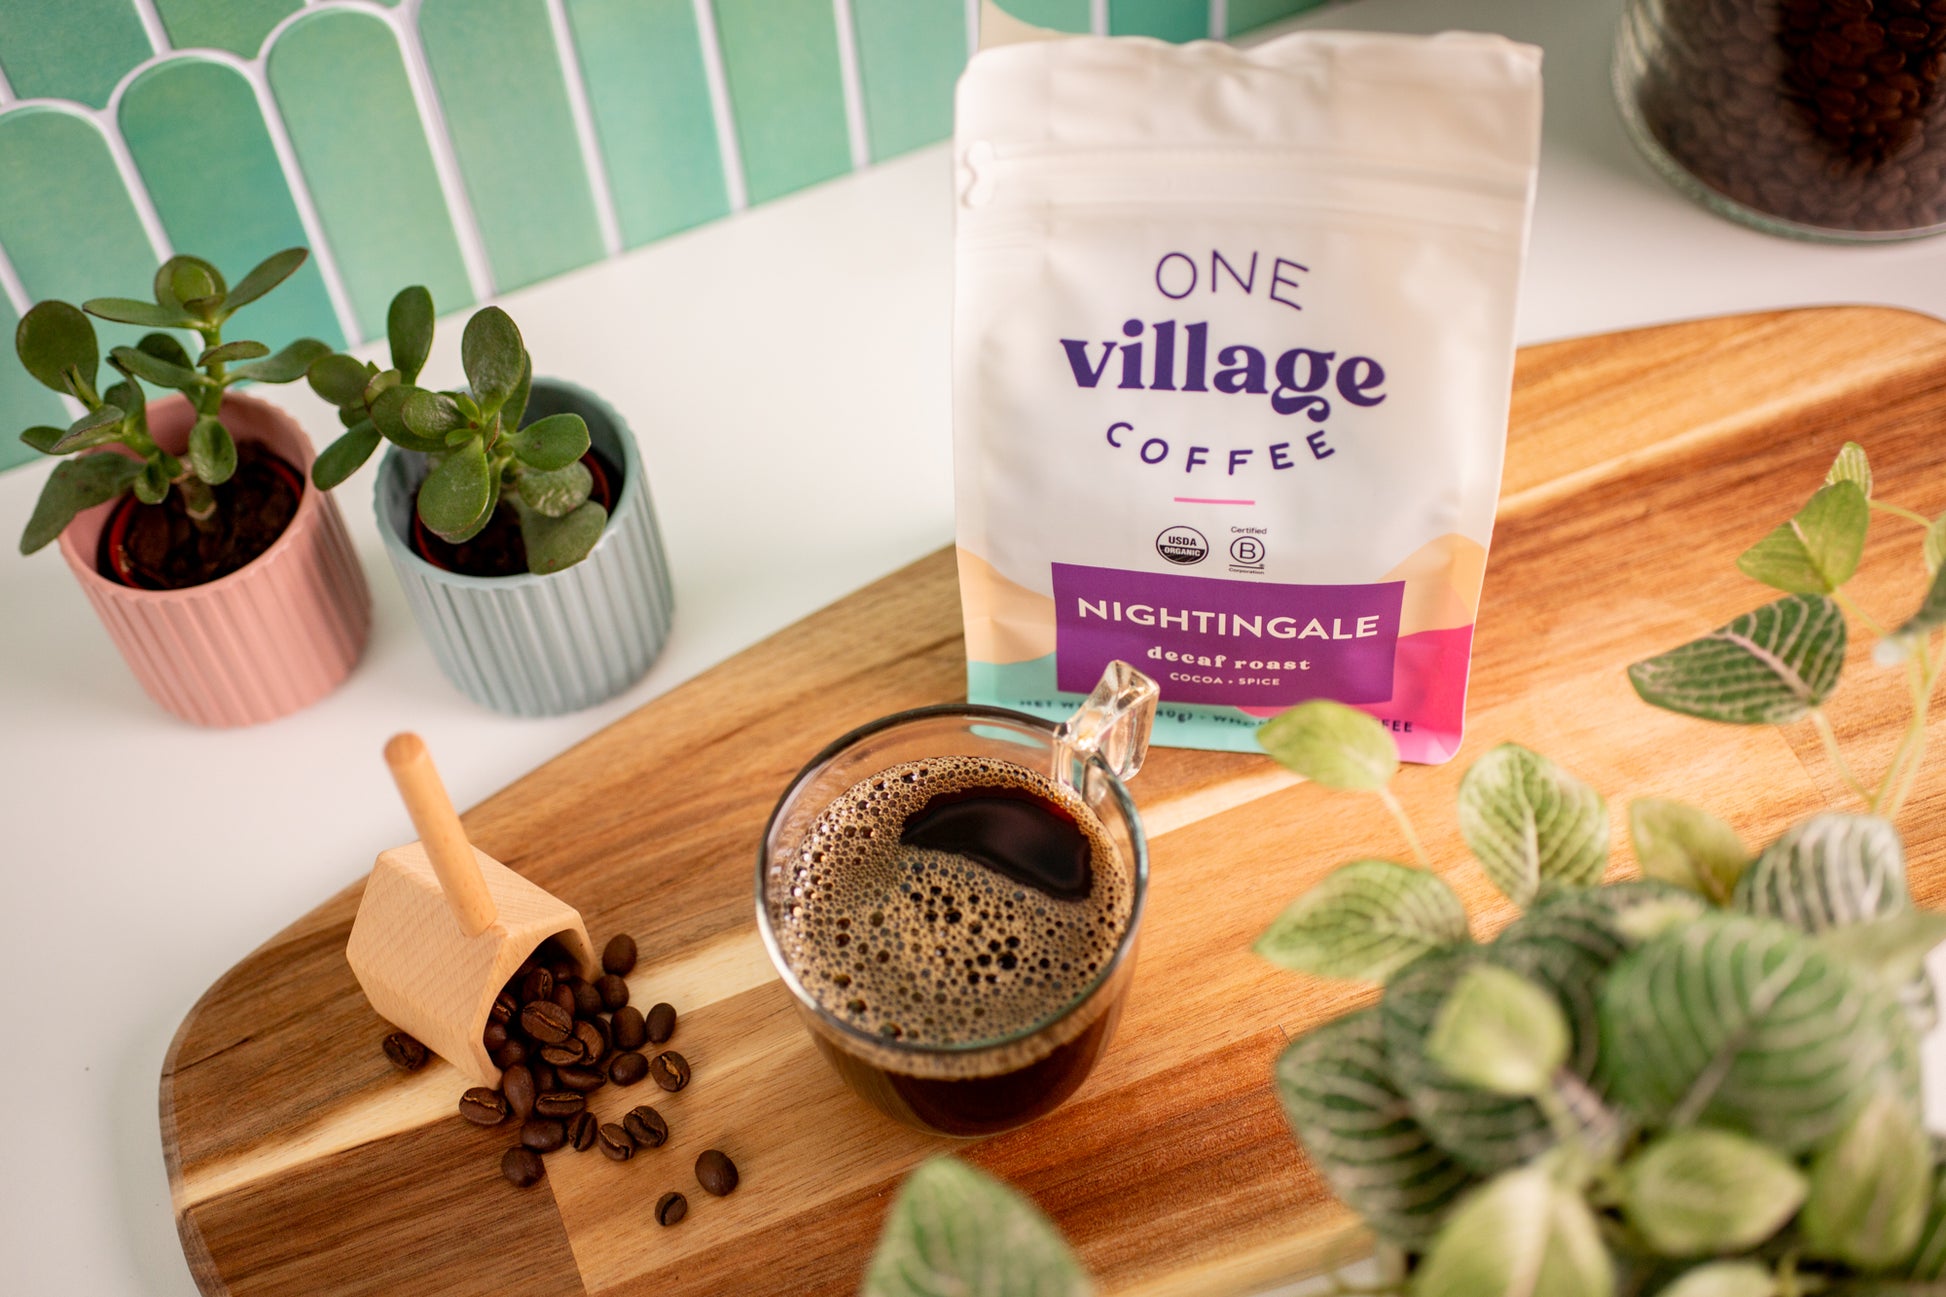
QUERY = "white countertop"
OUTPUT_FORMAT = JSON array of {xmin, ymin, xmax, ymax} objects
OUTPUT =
[{"xmin": 5, "ymin": 0, "xmax": 1946, "ymax": 1292}]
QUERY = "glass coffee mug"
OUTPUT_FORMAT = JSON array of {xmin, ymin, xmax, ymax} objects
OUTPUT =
[{"xmin": 756, "ymin": 662, "xmax": 1158, "ymax": 1136}]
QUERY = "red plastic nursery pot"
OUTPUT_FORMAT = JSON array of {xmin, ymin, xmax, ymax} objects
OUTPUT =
[{"xmin": 54, "ymin": 391, "xmax": 372, "ymax": 727}]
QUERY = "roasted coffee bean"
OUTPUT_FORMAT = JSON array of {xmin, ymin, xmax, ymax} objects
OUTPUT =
[
  {"xmin": 459, "ymin": 1087, "xmax": 509, "ymax": 1126},
  {"xmin": 572, "ymin": 980, "xmax": 604, "ymax": 1019},
  {"xmin": 491, "ymin": 1040, "xmax": 528, "ymax": 1069},
  {"xmin": 567, "ymin": 1111, "xmax": 597, "ymax": 1151},
  {"xmin": 491, "ymin": 990, "xmax": 517, "ymax": 1024},
  {"xmin": 574, "ymin": 1020, "xmax": 606, "ymax": 1066},
  {"xmin": 646, "ymin": 1002, "xmax": 677, "ymax": 1044},
  {"xmin": 520, "ymin": 966, "xmax": 554, "ymax": 1004},
  {"xmin": 552, "ymin": 984, "xmax": 578, "ymax": 1014},
  {"xmin": 655, "ymin": 1191, "xmax": 687, "ymax": 1226},
  {"xmin": 382, "ymin": 1032, "xmax": 428, "ymax": 1072},
  {"xmin": 502, "ymin": 1146, "xmax": 546, "ymax": 1188},
  {"xmin": 521, "ymin": 1000, "xmax": 574, "ymax": 1044},
  {"xmin": 649, "ymin": 1051, "xmax": 690, "ymax": 1092},
  {"xmin": 502, "ymin": 1064, "xmax": 537, "ymax": 1119},
  {"xmin": 551, "ymin": 957, "xmax": 578, "ymax": 983},
  {"xmin": 611, "ymin": 1006, "xmax": 647, "ymax": 1051},
  {"xmin": 535, "ymin": 1091, "xmax": 585, "ymax": 1119},
  {"xmin": 596, "ymin": 974, "xmax": 630, "ymax": 1011},
  {"xmin": 520, "ymin": 1117, "xmax": 566, "ymax": 1152},
  {"xmin": 597, "ymin": 1123, "xmax": 635, "ymax": 1161},
  {"xmin": 532, "ymin": 1062, "xmax": 559, "ymax": 1092},
  {"xmin": 556, "ymin": 1066, "xmax": 607, "ymax": 1093},
  {"xmin": 540, "ymin": 1041, "xmax": 586, "ymax": 1068},
  {"xmin": 609, "ymin": 1051, "xmax": 649, "ymax": 1086},
  {"xmin": 482, "ymin": 1019, "xmax": 509, "ymax": 1051},
  {"xmin": 695, "ymin": 1149, "xmax": 739, "ymax": 1196},
  {"xmin": 603, "ymin": 934, "xmax": 638, "ymax": 976},
  {"xmin": 623, "ymin": 1105, "xmax": 668, "ymax": 1148}
]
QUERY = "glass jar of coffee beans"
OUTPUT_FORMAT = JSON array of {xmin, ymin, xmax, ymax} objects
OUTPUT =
[{"xmin": 1615, "ymin": 0, "xmax": 1946, "ymax": 239}]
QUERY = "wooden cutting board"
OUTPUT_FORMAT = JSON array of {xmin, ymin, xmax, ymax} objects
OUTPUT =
[{"xmin": 162, "ymin": 308, "xmax": 1946, "ymax": 1297}]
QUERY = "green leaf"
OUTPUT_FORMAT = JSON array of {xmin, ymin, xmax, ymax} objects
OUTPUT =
[
  {"xmin": 1618, "ymin": 1129, "xmax": 1806, "ymax": 1257},
  {"xmin": 443, "ymin": 425, "xmax": 474, "ymax": 449},
  {"xmin": 860, "ymin": 1157, "xmax": 1091, "ymax": 1297},
  {"xmin": 1414, "ymin": 1166, "xmax": 1614, "ymax": 1297},
  {"xmin": 502, "ymin": 349, "xmax": 532, "ymax": 433},
  {"xmin": 1254, "ymin": 859, "xmax": 1468, "ymax": 983},
  {"xmin": 1736, "ymin": 481, "xmax": 1869, "ymax": 595},
  {"xmin": 308, "ymin": 353, "xmax": 373, "ymax": 407},
  {"xmin": 1883, "ymin": 562, "xmax": 1946, "ymax": 659},
  {"xmin": 111, "ymin": 344, "xmax": 204, "ymax": 392},
  {"xmin": 1656, "ymin": 1263, "xmax": 1777, "ymax": 1297},
  {"xmin": 505, "ymin": 410, "xmax": 588, "ymax": 471},
  {"xmin": 443, "ymin": 468, "xmax": 502, "ymax": 545},
  {"xmin": 1827, "ymin": 441, "xmax": 1872, "ymax": 498},
  {"xmin": 369, "ymin": 385, "xmax": 445, "ymax": 453},
  {"xmin": 103, "ymin": 377, "xmax": 145, "ymax": 424},
  {"xmin": 1734, "ymin": 813, "xmax": 1907, "ymax": 933},
  {"xmin": 1599, "ymin": 914, "xmax": 1900, "ymax": 1152},
  {"xmin": 515, "ymin": 460, "xmax": 592, "ymax": 518},
  {"xmin": 417, "ymin": 437, "xmax": 492, "ymax": 538},
  {"xmin": 1427, "ymin": 965, "xmax": 1569, "ymax": 1098},
  {"xmin": 1815, "ymin": 909, "xmax": 1946, "ymax": 1000},
  {"xmin": 1903, "ymin": 1149, "xmax": 1946, "ymax": 1281},
  {"xmin": 1631, "ymin": 799, "xmax": 1748, "ymax": 905},
  {"xmin": 19, "ymin": 454, "xmax": 143, "ymax": 553},
  {"xmin": 311, "ymin": 421, "xmax": 380, "ymax": 491},
  {"xmin": 224, "ymin": 247, "xmax": 306, "ymax": 313},
  {"xmin": 197, "ymin": 340, "xmax": 268, "ymax": 366},
  {"xmin": 387, "ymin": 285, "xmax": 434, "ymax": 384},
  {"xmin": 186, "ymin": 415, "xmax": 235, "ymax": 485},
  {"xmin": 1255, "ymin": 699, "xmax": 1397, "ymax": 790},
  {"xmin": 154, "ymin": 254, "xmax": 224, "ymax": 314},
  {"xmin": 20, "ymin": 426, "xmax": 64, "ymax": 454},
  {"xmin": 1456, "ymin": 744, "xmax": 1609, "ymax": 907},
  {"xmin": 226, "ymin": 338, "xmax": 330, "ymax": 384},
  {"xmin": 132, "ymin": 456, "xmax": 169, "ymax": 504},
  {"xmin": 401, "ymin": 388, "xmax": 468, "ymax": 439},
  {"xmin": 460, "ymin": 306, "xmax": 524, "ymax": 408},
  {"xmin": 136, "ymin": 332, "xmax": 192, "ymax": 371},
  {"xmin": 1274, "ymin": 1010, "xmax": 1476, "ymax": 1248},
  {"xmin": 82, "ymin": 296, "xmax": 192, "ymax": 329},
  {"xmin": 51, "ymin": 404, "xmax": 126, "ymax": 454},
  {"xmin": 16, "ymin": 300, "xmax": 97, "ymax": 396},
  {"xmin": 1628, "ymin": 594, "xmax": 1847, "ymax": 726},
  {"xmin": 1802, "ymin": 1091, "xmax": 1929, "ymax": 1270},
  {"xmin": 518, "ymin": 499, "xmax": 605, "ymax": 574},
  {"xmin": 1925, "ymin": 514, "xmax": 1945, "ymax": 577}
]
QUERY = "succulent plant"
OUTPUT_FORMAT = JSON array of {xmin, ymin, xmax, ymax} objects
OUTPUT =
[
  {"xmin": 306, "ymin": 288, "xmax": 603, "ymax": 575},
  {"xmin": 13, "ymin": 248, "xmax": 327, "ymax": 554}
]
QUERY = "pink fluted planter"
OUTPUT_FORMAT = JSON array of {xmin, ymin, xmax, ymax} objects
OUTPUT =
[{"xmin": 55, "ymin": 392, "xmax": 371, "ymax": 727}]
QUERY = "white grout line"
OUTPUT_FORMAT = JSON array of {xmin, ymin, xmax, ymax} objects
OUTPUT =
[
  {"xmin": 830, "ymin": 0, "xmax": 871, "ymax": 170},
  {"xmin": 691, "ymin": 0, "xmax": 748, "ymax": 212},
  {"xmin": 1092, "ymin": 0, "xmax": 1109, "ymax": 36},
  {"xmin": 1210, "ymin": 0, "xmax": 1228, "ymax": 40},
  {"xmin": 965, "ymin": 0, "xmax": 981, "ymax": 58},
  {"xmin": 0, "ymin": 59, "xmax": 15, "ymax": 105},
  {"xmin": 129, "ymin": 0, "xmax": 173, "ymax": 55},
  {"xmin": 382, "ymin": 0, "xmax": 497, "ymax": 303},
  {"xmin": 0, "ymin": 236, "xmax": 32, "ymax": 318},
  {"xmin": 544, "ymin": 0, "xmax": 624, "ymax": 257}
]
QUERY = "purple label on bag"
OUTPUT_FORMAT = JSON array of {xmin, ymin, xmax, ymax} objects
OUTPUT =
[{"xmin": 1052, "ymin": 563, "xmax": 1404, "ymax": 707}]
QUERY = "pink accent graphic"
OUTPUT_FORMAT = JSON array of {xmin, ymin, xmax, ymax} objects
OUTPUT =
[
  {"xmin": 1172, "ymin": 497, "xmax": 1256, "ymax": 505},
  {"xmin": 1238, "ymin": 623, "xmax": 1476, "ymax": 764}
]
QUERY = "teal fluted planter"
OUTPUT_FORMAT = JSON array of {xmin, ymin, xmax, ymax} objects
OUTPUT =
[{"xmin": 375, "ymin": 379, "xmax": 674, "ymax": 716}]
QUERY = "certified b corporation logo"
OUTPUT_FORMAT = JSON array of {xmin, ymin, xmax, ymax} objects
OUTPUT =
[{"xmin": 1155, "ymin": 526, "xmax": 1208, "ymax": 565}]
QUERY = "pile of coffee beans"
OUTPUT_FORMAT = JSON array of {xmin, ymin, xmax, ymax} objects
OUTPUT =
[
  {"xmin": 1626, "ymin": 0, "xmax": 1946, "ymax": 233},
  {"xmin": 380, "ymin": 932, "xmax": 741, "ymax": 1220}
]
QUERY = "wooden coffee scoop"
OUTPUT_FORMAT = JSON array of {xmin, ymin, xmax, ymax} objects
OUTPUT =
[{"xmin": 346, "ymin": 732, "xmax": 596, "ymax": 1087}]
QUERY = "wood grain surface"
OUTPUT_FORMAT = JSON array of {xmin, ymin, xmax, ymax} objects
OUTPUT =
[{"xmin": 161, "ymin": 308, "xmax": 1946, "ymax": 1296}]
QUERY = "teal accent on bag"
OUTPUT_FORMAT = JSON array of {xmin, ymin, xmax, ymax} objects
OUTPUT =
[{"xmin": 969, "ymin": 655, "xmax": 1268, "ymax": 753}]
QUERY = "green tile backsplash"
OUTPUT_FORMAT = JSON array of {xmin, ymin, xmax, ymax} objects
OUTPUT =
[{"xmin": 0, "ymin": 0, "xmax": 1329, "ymax": 461}]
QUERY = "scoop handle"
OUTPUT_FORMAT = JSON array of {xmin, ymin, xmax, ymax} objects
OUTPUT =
[{"xmin": 384, "ymin": 732, "xmax": 498, "ymax": 937}]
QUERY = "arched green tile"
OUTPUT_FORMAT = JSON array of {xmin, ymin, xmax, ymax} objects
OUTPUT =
[
  {"xmin": 1225, "ymin": 0, "xmax": 1324, "ymax": 37},
  {"xmin": 267, "ymin": 9, "xmax": 471, "ymax": 338},
  {"xmin": 0, "ymin": 108, "xmax": 156, "ymax": 311},
  {"xmin": 0, "ymin": 292, "xmax": 67, "ymax": 472},
  {"xmin": 118, "ymin": 57, "xmax": 343, "ymax": 349},
  {"xmin": 150, "ymin": 0, "xmax": 300, "ymax": 57},
  {"xmin": 562, "ymin": 0, "xmax": 727, "ymax": 247},
  {"xmin": 992, "ymin": 0, "xmax": 1091, "ymax": 33},
  {"xmin": 0, "ymin": 0, "xmax": 153, "ymax": 109},
  {"xmin": 852, "ymin": 0, "xmax": 965, "ymax": 162},
  {"xmin": 1110, "ymin": 0, "xmax": 1207, "ymax": 41},
  {"xmin": 711, "ymin": 0, "xmax": 851, "ymax": 204},
  {"xmin": 419, "ymin": 0, "xmax": 603, "ymax": 292}
]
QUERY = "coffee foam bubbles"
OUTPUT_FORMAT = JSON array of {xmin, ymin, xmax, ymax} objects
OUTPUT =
[{"xmin": 773, "ymin": 756, "xmax": 1129, "ymax": 1051}]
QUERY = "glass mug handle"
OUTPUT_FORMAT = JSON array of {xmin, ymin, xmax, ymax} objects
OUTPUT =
[{"xmin": 1052, "ymin": 661, "xmax": 1160, "ymax": 795}]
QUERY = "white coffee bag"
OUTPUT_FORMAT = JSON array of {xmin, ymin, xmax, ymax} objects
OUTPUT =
[{"xmin": 953, "ymin": 31, "xmax": 1543, "ymax": 761}]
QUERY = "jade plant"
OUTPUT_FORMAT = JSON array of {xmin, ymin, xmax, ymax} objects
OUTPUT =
[
  {"xmin": 859, "ymin": 442, "xmax": 1946, "ymax": 1297},
  {"xmin": 14, "ymin": 248, "xmax": 326, "ymax": 554},
  {"xmin": 305, "ymin": 287, "xmax": 604, "ymax": 575}
]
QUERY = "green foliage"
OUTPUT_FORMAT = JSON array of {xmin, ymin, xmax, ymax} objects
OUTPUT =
[
  {"xmin": 1414, "ymin": 1166, "xmax": 1614, "ymax": 1297},
  {"xmin": 12, "ymin": 247, "xmax": 323, "ymax": 555},
  {"xmin": 1800, "ymin": 1092, "xmax": 1929, "ymax": 1271},
  {"xmin": 1255, "ymin": 699, "xmax": 1398, "ymax": 790},
  {"xmin": 1657, "ymin": 1263, "xmax": 1776, "ymax": 1297},
  {"xmin": 860, "ymin": 1157, "xmax": 1090, "ymax": 1297},
  {"xmin": 1628, "ymin": 594, "xmax": 1847, "ymax": 725},
  {"xmin": 1629, "ymin": 799, "xmax": 1747, "ymax": 904},
  {"xmin": 1732, "ymin": 813, "xmax": 1906, "ymax": 932},
  {"xmin": 306, "ymin": 288, "xmax": 604, "ymax": 574},
  {"xmin": 1426, "ymin": 965, "xmax": 1568, "ymax": 1098},
  {"xmin": 1618, "ymin": 1130, "xmax": 1806, "ymax": 1256},
  {"xmin": 1736, "ymin": 481, "xmax": 1869, "ymax": 595},
  {"xmin": 1252, "ymin": 859, "xmax": 1466, "ymax": 981},
  {"xmin": 1456, "ymin": 743, "xmax": 1609, "ymax": 906}
]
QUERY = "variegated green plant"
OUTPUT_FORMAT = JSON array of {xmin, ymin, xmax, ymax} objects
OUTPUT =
[{"xmin": 13, "ymin": 248, "xmax": 327, "ymax": 553}]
